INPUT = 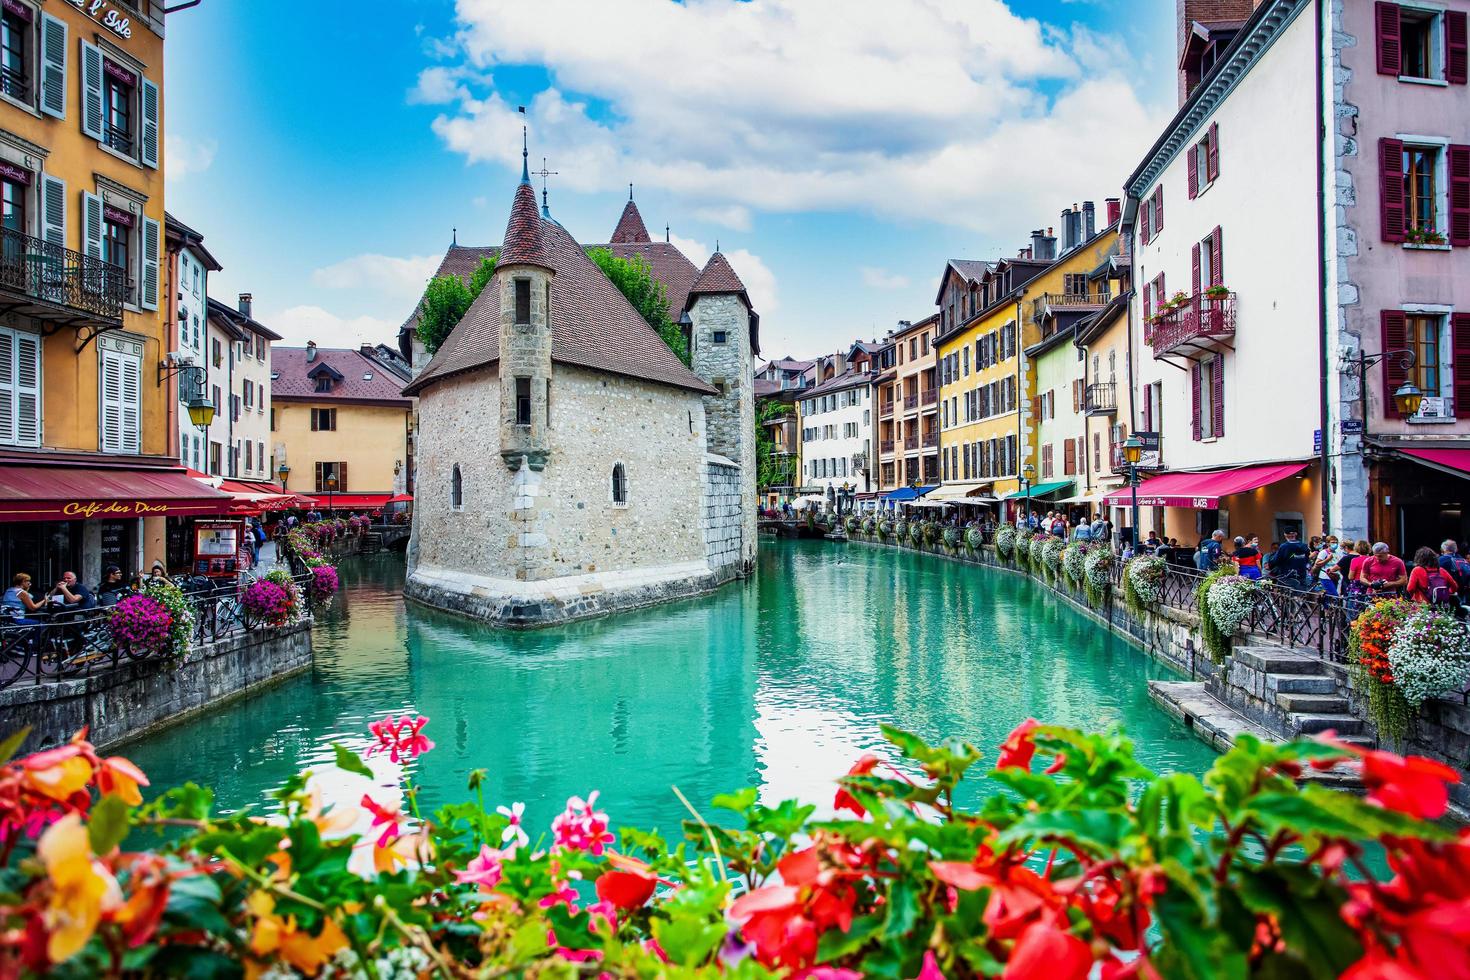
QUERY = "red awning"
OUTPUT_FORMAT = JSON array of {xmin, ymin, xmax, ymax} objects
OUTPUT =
[
  {"xmin": 313, "ymin": 493, "xmax": 393, "ymax": 511},
  {"xmin": 0, "ymin": 464, "xmax": 235, "ymax": 523},
  {"xmin": 1398, "ymin": 448, "xmax": 1470, "ymax": 478},
  {"xmin": 386, "ymin": 493, "xmax": 414, "ymax": 503},
  {"xmin": 1102, "ymin": 462, "xmax": 1308, "ymax": 509},
  {"xmin": 216, "ymin": 481, "xmax": 298, "ymax": 513}
]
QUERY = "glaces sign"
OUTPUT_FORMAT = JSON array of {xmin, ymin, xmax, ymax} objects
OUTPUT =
[{"xmin": 65, "ymin": 0, "xmax": 133, "ymax": 40}]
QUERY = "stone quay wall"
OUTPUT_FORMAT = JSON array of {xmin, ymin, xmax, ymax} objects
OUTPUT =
[
  {"xmin": 0, "ymin": 622, "xmax": 313, "ymax": 755},
  {"xmin": 703, "ymin": 454, "xmax": 745, "ymax": 573}
]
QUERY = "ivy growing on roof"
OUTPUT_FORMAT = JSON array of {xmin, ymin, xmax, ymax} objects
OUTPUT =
[
  {"xmin": 586, "ymin": 247, "xmax": 690, "ymax": 366},
  {"xmin": 416, "ymin": 256, "xmax": 497, "ymax": 355}
]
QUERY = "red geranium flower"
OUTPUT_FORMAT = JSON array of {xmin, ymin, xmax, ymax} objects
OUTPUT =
[
  {"xmin": 833, "ymin": 753, "xmax": 880, "ymax": 817},
  {"xmin": 997, "ymin": 719, "xmax": 1040, "ymax": 771},
  {"xmin": 1002, "ymin": 917, "xmax": 1093, "ymax": 980},
  {"xmin": 1360, "ymin": 751, "xmax": 1460, "ymax": 821}
]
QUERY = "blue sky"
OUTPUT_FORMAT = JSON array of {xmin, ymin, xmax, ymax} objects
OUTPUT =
[{"xmin": 163, "ymin": 0, "xmax": 1176, "ymax": 359}]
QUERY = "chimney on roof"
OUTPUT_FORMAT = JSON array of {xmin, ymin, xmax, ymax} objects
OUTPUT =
[
  {"xmin": 1106, "ymin": 197, "xmax": 1121, "ymax": 226},
  {"xmin": 306, "ymin": 341, "xmax": 317, "ymax": 363},
  {"xmin": 1060, "ymin": 208, "xmax": 1075, "ymax": 252},
  {"xmin": 1083, "ymin": 201, "xmax": 1096, "ymax": 240},
  {"xmin": 238, "ymin": 293, "xmax": 252, "ymax": 318},
  {"xmin": 1019, "ymin": 246, "xmax": 1032, "ymax": 259},
  {"xmin": 1031, "ymin": 228, "xmax": 1056, "ymax": 262},
  {"xmin": 360, "ymin": 344, "xmax": 374, "ymax": 357}
]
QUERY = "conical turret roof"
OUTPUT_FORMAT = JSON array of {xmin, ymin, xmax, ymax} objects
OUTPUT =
[
  {"xmin": 498, "ymin": 167, "xmax": 551, "ymax": 268},
  {"xmin": 610, "ymin": 199, "xmax": 651, "ymax": 244}
]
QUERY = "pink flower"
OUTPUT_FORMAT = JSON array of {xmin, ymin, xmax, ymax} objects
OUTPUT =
[
  {"xmin": 497, "ymin": 801, "xmax": 529, "ymax": 849},
  {"xmin": 454, "ymin": 844, "xmax": 507, "ymax": 892},
  {"xmin": 366, "ymin": 714, "xmax": 435, "ymax": 764},
  {"xmin": 360, "ymin": 794, "xmax": 404, "ymax": 848},
  {"xmin": 552, "ymin": 791, "xmax": 615, "ymax": 855}
]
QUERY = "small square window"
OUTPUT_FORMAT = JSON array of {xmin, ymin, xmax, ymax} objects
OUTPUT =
[
  {"xmin": 515, "ymin": 376, "xmax": 532, "ymax": 425},
  {"xmin": 712, "ymin": 330, "xmax": 728, "ymax": 344},
  {"xmin": 514, "ymin": 279, "xmax": 531, "ymax": 324}
]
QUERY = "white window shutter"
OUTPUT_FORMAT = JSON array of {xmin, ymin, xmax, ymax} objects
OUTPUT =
[
  {"xmin": 100, "ymin": 350, "xmax": 122, "ymax": 452},
  {"xmin": 82, "ymin": 191, "xmax": 103, "ymax": 259},
  {"xmin": 39, "ymin": 14, "xmax": 66, "ymax": 119},
  {"xmin": 0, "ymin": 329, "xmax": 12, "ymax": 444},
  {"xmin": 140, "ymin": 78, "xmax": 159, "ymax": 168},
  {"xmin": 120, "ymin": 353, "xmax": 140, "ymax": 452},
  {"xmin": 141, "ymin": 216, "xmax": 160, "ymax": 310},
  {"xmin": 14, "ymin": 331, "xmax": 40, "ymax": 447},
  {"xmin": 40, "ymin": 175, "xmax": 65, "ymax": 247},
  {"xmin": 80, "ymin": 41, "xmax": 103, "ymax": 141}
]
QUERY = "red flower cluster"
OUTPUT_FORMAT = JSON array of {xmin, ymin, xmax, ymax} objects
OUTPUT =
[
  {"xmin": 366, "ymin": 714, "xmax": 434, "ymax": 764},
  {"xmin": 730, "ymin": 841, "xmax": 870, "ymax": 970}
]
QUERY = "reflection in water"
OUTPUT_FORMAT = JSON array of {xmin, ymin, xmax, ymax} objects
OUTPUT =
[{"xmin": 124, "ymin": 542, "xmax": 1217, "ymax": 835}]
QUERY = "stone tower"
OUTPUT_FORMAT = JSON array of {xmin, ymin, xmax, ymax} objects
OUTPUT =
[
  {"xmin": 496, "ymin": 148, "xmax": 556, "ymax": 580},
  {"xmin": 687, "ymin": 252, "xmax": 759, "ymax": 566}
]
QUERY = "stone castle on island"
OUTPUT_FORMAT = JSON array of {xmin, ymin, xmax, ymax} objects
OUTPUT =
[{"xmin": 399, "ymin": 152, "xmax": 758, "ymax": 626}]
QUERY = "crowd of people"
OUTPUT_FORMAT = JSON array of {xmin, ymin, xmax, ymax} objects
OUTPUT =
[{"xmin": 0, "ymin": 562, "xmax": 175, "ymax": 625}]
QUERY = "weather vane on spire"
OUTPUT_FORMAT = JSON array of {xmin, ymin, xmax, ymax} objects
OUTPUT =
[
  {"xmin": 517, "ymin": 105, "xmax": 529, "ymax": 183},
  {"xmin": 629, "ymin": 183, "xmax": 634, "ymax": 202}
]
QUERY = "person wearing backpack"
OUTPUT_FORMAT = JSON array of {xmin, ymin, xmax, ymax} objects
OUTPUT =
[
  {"xmin": 1408, "ymin": 547, "xmax": 1458, "ymax": 607},
  {"xmin": 1438, "ymin": 539, "xmax": 1470, "ymax": 593}
]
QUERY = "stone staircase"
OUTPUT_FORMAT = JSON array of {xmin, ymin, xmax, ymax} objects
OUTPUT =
[{"xmin": 1230, "ymin": 644, "xmax": 1375, "ymax": 748}]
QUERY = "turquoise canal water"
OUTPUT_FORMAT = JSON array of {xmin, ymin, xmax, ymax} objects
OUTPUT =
[{"xmin": 123, "ymin": 541, "xmax": 1218, "ymax": 834}]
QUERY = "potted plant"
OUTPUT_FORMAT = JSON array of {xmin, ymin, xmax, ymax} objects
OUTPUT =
[{"xmin": 1203, "ymin": 284, "xmax": 1229, "ymax": 300}]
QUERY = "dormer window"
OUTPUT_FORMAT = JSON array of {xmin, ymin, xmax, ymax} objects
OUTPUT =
[
  {"xmin": 307, "ymin": 361, "xmax": 344, "ymax": 394},
  {"xmin": 315, "ymin": 375, "xmax": 332, "ymax": 393}
]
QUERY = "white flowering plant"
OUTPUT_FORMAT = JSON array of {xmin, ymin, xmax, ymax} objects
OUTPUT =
[
  {"xmin": 1062, "ymin": 542, "xmax": 1090, "ymax": 585},
  {"xmin": 965, "ymin": 527, "xmax": 984, "ymax": 551},
  {"xmin": 1124, "ymin": 556, "xmax": 1167, "ymax": 614},
  {"xmin": 1387, "ymin": 607, "xmax": 1470, "ymax": 710},
  {"xmin": 1041, "ymin": 537, "xmax": 1066, "ymax": 577},
  {"xmin": 1084, "ymin": 546, "xmax": 1114, "ymax": 607},
  {"xmin": 995, "ymin": 524, "xmax": 1017, "ymax": 558},
  {"xmin": 1028, "ymin": 535, "xmax": 1047, "ymax": 571}
]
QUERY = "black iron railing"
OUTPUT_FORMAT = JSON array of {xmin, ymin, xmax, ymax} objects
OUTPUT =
[
  {"xmin": 0, "ymin": 572, "xmax": 314, "ymax": 691},
  {"xmin": 0, "ymin": 227, "xmax": 127, "ymax": 321}
]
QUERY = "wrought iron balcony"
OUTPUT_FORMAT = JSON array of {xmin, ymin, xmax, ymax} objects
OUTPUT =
[
  {"xmin": 903, "ymin": 394, "xmax": 919, "ymax": 411},
  {"xmin": 879, "ymin": 439, "xmax": 895, "ymax": 456},
  {"xmin": 1085, "ymin": 382, "xmax": 1116, "ymax": 415},
  {"xmin": 903, "ymin": 434, "xmax": 918, "ymax": 451},
  {"xmin": 0, "ymin": 228, "xmax": 126, "ymax": 326},
  {"xmin": 920, "ymin": 387, "xmax": 938, "ymax": 406},
  {"xmin": 1031, "ymin": 290, "xmax": 1110, "ymax": 322},
  {"xmin": 879, "ymin": 400, "xmax": 894, "ymax": 418},
  {"xmin": 921, "ymin": 431, "xmax": 939, "ymax": 448},
  {"xmin": 1147, "ymin": 291, "xmax": 1236, "ymax": 361}
]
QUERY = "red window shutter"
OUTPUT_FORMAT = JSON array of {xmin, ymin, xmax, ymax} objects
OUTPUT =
[
  {"xmin": 1143, "ymin": 388, "xmax": 1153, "ymax": 431},
  {"xmin": 1140, "ymin": 203, "xmax": 1149, "ymax": 244},
  {"xmin": 339, "ymin": 462, "xmax": 348, "ymax": 492},
  {"xmin": 1211, "ymin": 353, "xmax": 1225, "ymax": 439},
  {"xmin": 1211, "ymin": 226, "xmax": 1224, "ymax": 287},
  {"xmin": 1449, "ymin": 145, "xmax": 1470, "ymax": 246},
  {"xmin": 1063, "ymin": 439, "xmax": 1073, "ymax": 475},
  {"xmin": 1143, "ymin": 287, "xmax": 1152, "ymax": 324},
  {"xmin": 1190, "ymin": 363, "xmax": 1203, "ymax": 441},
  {"xmin": 1448, "ymin": 10, "xmax": 1468, "ymax": 85},
  {"xmin": 1191, "ymin": 242, "xmax": 1202, "ymax": 296},
  {"xmin": 1155, "ymin": 185, "xmax": 1164, "ymax": 234},
  {"xmin": 1187, "ymin": 143, "xmax": 1199, "ymax": 199},
  {"xmin": 1376, "ymin": 1, "xmax": 1402, "ymax": 75},
  {"xmin": 1156, "ymin": 274, "xmax": 1166, "ymax": 308},
  {"xmin": 1207, "ymin": 123, "xmax": 1219, "ymax": 181},
  {"xmin": 1380, "ymin": 138, "xmax": 1406, "ymax": 243},
  {"xmin": 1454, "ymin": 313, "xmax": 1470, "ymax": 418},
  {"xmin": 1382, "ymin": 310, "xmax": 1409, "ymax": 418}
]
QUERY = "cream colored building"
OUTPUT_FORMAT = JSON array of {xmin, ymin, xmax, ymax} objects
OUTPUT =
[{"xmin": 271, "ymin": 343, "xmax": 413, "ymax": 511}]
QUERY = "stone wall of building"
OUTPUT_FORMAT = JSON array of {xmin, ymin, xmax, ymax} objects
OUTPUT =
[
  {"xmin": 703, "ymin": 455, "xmax": 744, "ymax": 571},
  {"xmin": 689, "ymin": 293, "xmax": 757, "ymax": 566},
  {"xmin": 0, "ymin": 622, "xmax": 313, "ymax": 755}
]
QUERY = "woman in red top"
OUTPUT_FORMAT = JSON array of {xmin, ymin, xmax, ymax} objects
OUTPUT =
[{"xmin": 1407, "ymin": 547, "xmax": 1458, "ymax": 605}]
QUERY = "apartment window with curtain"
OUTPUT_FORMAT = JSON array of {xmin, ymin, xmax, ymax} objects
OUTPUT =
[
  {"xmin": 1405, "ymin": 145, "xmax": 1439, "ymax": 235},
  {"xmin": 1408, "ymin": 313, "xmax": 1443, "ymax": 397}
]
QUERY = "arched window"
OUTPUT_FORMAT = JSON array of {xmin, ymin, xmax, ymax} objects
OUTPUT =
[
  {"xmin": 451, "ymin": 464, "xmax": 463, "ymax": 509},
  {"xmin": 611, "ymin": 463, "xmax": 628, "ymax": 505}
]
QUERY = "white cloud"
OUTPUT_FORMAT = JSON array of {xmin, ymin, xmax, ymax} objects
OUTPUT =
[
  {"xmin": 671, "ymin": 233, "xmax": 778, "ymax": 317},
  {"xmin": 408, "ymin": 65, "xmax": 492, "ymax": 105},
  {"xmin": 265, "ymin": 305, "xmax": 398, "ymax": 348},
  {"xmin": 165, "ymin": 135, "xmax": 217, "ymax": 178},
  {"xmin": 428, "ymin": 0, "xmax": 1166, "ymax": 234},
  {"xmin": 861, "ymin": 266, "xmax": 910, "ymax": 290},
  {"xmin": 311, "ymin": 254, "xmax": 441, "ymax": 304}
]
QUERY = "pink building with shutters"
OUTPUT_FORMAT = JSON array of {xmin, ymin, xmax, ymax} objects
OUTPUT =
[{"xmin": 1326, "ymin": 0, "xmax": 1470, "ymax": 552}]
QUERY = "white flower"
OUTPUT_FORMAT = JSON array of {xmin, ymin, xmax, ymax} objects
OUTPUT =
[
  {"xmin": 1206, "ymin": 575, "xmax": 1259, "ymax": 636},
  {"xmin": 1388, "ymin": 608, "xmax": 1470, "ymax": 708},
  {"xmin": 1062, "ymin": 543, "xmax": 1089, "ymax": 583},
  {"xmin": 1127, "ymin": 556, "xmax": 1167, "ymax": 605},
  {"xmin": 497, "ymin": 801, "xmax": 529, "ymax": 849},
  {"xmin": 1084, "ymin": 547, "xmax": 1113, "ymax": 588},
  {"xmin": 995, "ymin": 525, "xmax": 1017, "ymax": 557},
  {"xmin": 1042, "ymin": 537, "xmax": 1066, "ymax": 572}
]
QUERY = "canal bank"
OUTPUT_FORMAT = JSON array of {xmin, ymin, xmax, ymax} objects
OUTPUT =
[{"xmin": 123, "ymin": 544, "xmax": 1217, "ymax": 830}]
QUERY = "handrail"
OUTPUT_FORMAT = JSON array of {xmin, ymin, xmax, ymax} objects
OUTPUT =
[{"xmin": 0, "ymin": 226, "xmax": 127, "ymax": 321}]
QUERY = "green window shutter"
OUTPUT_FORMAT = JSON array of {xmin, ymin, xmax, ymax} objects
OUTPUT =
[
  {"xmin": 79, "ymin": 40, "xmax": 103, "ymax": 141},
  {"xmin": 100, "ymin": 350, "xmax": 123, "ymax": 452},
  {"xmin": 140, "ymin": 78, "xmax": 159, "ymax": 168},
  {"xmin": 40, "ymin": 174, "xmax": 65, "ymax": 247},
  {"xmin": 141, "ymin": 215, "xmax": 160, "ymax": 310},
  {"xmin": 81, "ymin": 191, "xmax": 103, "ymax": 259},
  {"xmin": 39, "ymin": 13, "xmax": 67, "ymax": 119}
]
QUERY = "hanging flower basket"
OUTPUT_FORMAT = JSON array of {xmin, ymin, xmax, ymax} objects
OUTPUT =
[
  {"xmin": 1041, "ymin": 538, "xmax": 1065, "ymax": 576},
  {"xmin": 110, "ymin": 594, "xmax": 173, "ymax": 658},
  {"xmin": 1388, "ymin": 607, "xmax": 1470, "ymax": 712},
  {"xmin": 878, "ymin": 520, "xmax": 893, "ymax": 539},
  {"xmin": 995, "ymin": 524, "xmax": 1017, "ymax": 559},
  {"xmin": 242, "ymin": 580, "xmax": 293, "ymax": 627},
  {"xmin": 1083, "ymin": 547, "xmax": 1114, "ymax": 607},
  {"xmin": 1348, "ymin": 599, "xmax": 1417, "ymax": 747},
  {"xmin": 965, "ymin": 527, "xmax": 983, "ymax": 551},
  {"xmin": 1062, "ymin": 543, "xmax": 1090, "ymax": 586},
  {"xmin": 942, "ymin": 527, "xmax": 960, "ymax": 549},
  {"xmin": 1124, "ymin": 556, "xmax": 1166, "ymax": 614},
  {"xmin": 909, "ymin": 522, "xmax": 925, "ymax": 546},
  {"xmin": 861, "ymin": 517, "xmax": 875, "ymax": 536}
]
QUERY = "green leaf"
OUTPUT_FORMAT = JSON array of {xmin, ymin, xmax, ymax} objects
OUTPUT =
[
  {"xmin": 1235, "ymin": 866, "xmax": 1363, "ymax": 978},
  {"xmin": 88, "ymin": 794, "xmax": 131, "ymax": 855},
  {"xmin": 995, "ymin": 808, "xmax": 1131, "ymax": 854},
  {"xmin": 1250, "ymin": 785, "xmax": 1454, "ymax": 842},
  {"xmin": 883, "ymin": 875, "xmax": 921, "ymax": 939},
  {"xmin": 142, "ymin": 946, "xmax": 241, "ymax": 979},
  {"xmin": 816, "ymin": 912, "xmax": 884, "ymax": 961},
  {"xmin": 164, "ymin": 874, "xmax": 232, "ymax": 936},
  {"xmin": 1153, "ymin": 885, "xmax": 1248, "ymax": 980},
  {"xmin": 510, "ymin": 919, "xmax": 551, "ymax": 963},
  {"xmin": 0, "ymin": 725, "xmax": 31, "ymax": 767},
  {"xmin": 331, "ymin": 742, "xmax": 374, "ymax": 779},
  {"xmin": 711, "ymin": 788, "xmax": 758, "ymax": 814},
  {"xmin": 652, "ymin": 915, "xmax": 727, "ymax": 966}
]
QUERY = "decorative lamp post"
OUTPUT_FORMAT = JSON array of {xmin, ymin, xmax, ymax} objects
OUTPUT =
[
  {"xmin": 277, "ymin": 463, "xmax": 290, "ymax": 492},
  {"xmin": 1354, "ymin": 347, "xmax": 1424, "ymax": 427},
  {"xmin": 186, "ymin": 392, "xmax": 215, "ymax": 434},
  {"xmin": 1122, "ymin": 435, "xmax": 1144, "ymax": 551},
  {"xmin": 326, "ymin": 475, "xmax": 337, "ymax": 514},
  {"xmin": 1020, "ymin": 462, "xmax": 1035, "ymax": 526}
]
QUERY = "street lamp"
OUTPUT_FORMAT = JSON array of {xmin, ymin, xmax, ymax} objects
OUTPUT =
[
  {"xmin": 1122, "ymin": 435, "xmax": 1144, "ymax": 551},
  {"xmin": 325, "ymin": 475, "xmax": 337, "ymax": 514},
  {"xmin": 277, "ymin": 463, "xmax": 290, "ymax": 492},
  {"xmin": 1020, "ymin": 462, "xmax": 1035, "ymax": 526},
  {"xmin": 185, "ymin": 392, "xmax": 215, "ymax": 433},
  {"xmin": 1355, "ymin": 348, "xmax": 1425, "ymax": 421}
]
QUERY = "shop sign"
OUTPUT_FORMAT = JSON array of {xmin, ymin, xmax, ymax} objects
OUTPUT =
[
  {"xmin": 64, "ymin": 0, "xmax": 133, "ymax": 40},
  {"xmin": 1341, "ymin": 419, "xmax": 1364, "ymax": 434},
  {"xmin": 61, "ymin": 500, "xmax": 171, "ymax": 519},
  {"xmin": 0, "ymin": 160, "xmax": 31, "ymax": 185}
]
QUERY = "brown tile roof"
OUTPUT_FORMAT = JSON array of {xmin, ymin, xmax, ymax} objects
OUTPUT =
[
  {"xmin": 498, "ymin": 178, "xmax": 551, "ymax": 268},
  {"xmin": 404, "ymin": 216, "xmax": 716, "ymax": 398},
  {"xmin": 754, "ymin": 377, "xmax": 782, "ymax": 398},
  {"xmin": 689, "ymin": 252, "xmax": 747, "ymax": 297},
  {"xmin": 596, "ymin": 241, "xmax": 698, "ymax": 319},
  {"xmin": 274, "ymin": 346, "xmax": 413, "ymax": 405},
  {"xmin": 610, "ymin": 200, "xmax": 651, "ymax": 243}
]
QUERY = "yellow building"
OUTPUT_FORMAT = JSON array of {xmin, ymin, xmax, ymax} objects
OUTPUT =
[
  {"xmin": 271, "ymin": 343, "xmax": 414, "ymax": 513},
  {"xmin": 936, "ymin": 213, "xmax": 1119, "ymax": 515},
  {"xmin": 0, "ymin": 3, "xmax": 232, "ymax": 585}
]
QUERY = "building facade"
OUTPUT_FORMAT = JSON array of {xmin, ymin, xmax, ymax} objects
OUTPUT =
[
  {"xmin": 797, "ymin": 371, "xmax": 874, "ymax": 499},
  {"xmin": 163, "ymin": 213, "xmax": 219, "ymax": 476},
  {"xmin": 401, "ymin": 165, "xmax": 758, "ymax": 626},
  {"xmin": 207, "ymin": 294, "xmax": 279, "ymax": 483},
  {"xmin": 271, "ymin": 343, "xmax": 413, "ymax": 511},
  {"xmin": 875, "ymin": 315, "xmax": 940, "ymax": 499},
  {"xmin": 0, "ymin": 2, "xmax": 232, "ymax": 587}
]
